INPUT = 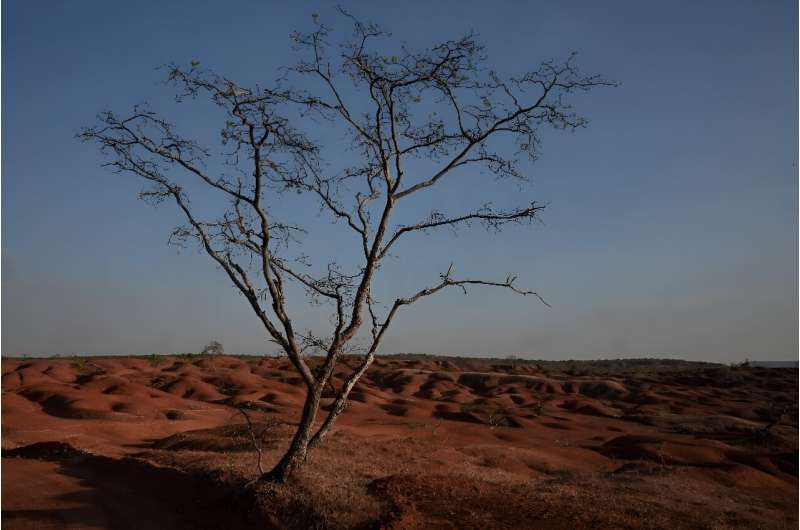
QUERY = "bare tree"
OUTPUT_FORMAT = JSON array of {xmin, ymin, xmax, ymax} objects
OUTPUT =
[{"xmin": 79, "ymin": 11, "xmax": 615, "ymax": 483}]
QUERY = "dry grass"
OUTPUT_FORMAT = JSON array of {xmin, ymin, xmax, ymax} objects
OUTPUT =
[{"xmin": 131, "ymin": 421, "xmax": 797, "ymax": 530}]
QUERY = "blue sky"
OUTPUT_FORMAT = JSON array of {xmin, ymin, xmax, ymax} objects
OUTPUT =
[{"xmin": 3, "ymin": 0, "xmax": 797, "ymax": 361}]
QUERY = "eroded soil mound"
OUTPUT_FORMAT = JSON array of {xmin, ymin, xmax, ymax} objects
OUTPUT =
[{"xmin": 2, "ymin": 355, "xmax": 797, "ymax": 529}]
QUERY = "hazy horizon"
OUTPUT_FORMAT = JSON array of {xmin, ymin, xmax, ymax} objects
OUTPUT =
[
  {"xmin": 3, "ymin": 1, "xmax": 798, "ymax": 363},
  {"xmin": 3, "ymin": 351, "xmax": 797, "ymax": 366}
]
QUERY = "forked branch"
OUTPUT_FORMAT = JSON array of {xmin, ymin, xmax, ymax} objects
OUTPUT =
[{"xmin": 308, "ymin": 263, "xmax": 548, "ymax": 447}]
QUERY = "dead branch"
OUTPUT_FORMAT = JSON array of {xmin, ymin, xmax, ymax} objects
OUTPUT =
[{"xmin": 236, "ymin": 406, "xmax": 265, "ymax": 478}]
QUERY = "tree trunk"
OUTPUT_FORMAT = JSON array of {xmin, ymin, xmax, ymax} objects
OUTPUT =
[
  {"xmin": 260, "ymin": 385, "xmax": 322, "ymax": 483},
  {"xmin": 308, "ymin": 350, "xmax": 377, "ymax": 449},
  {"xmin": 307, "ymin": 397, "xmax": 344, "ymax": 448}
]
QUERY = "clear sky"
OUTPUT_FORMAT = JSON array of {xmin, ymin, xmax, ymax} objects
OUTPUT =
[{"xmin": 3, "ymin": 0, "xmax": 797, "ymax": 362}]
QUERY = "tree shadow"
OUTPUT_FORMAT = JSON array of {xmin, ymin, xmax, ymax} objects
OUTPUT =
[{"xmin": 2, "ymin": 442, "xmax": 274, "ymax": 530}]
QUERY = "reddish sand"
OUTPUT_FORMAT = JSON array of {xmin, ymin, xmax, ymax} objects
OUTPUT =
[{"xmin": 2, "ymin": 355, "xmax": 797, "ymax": 529}]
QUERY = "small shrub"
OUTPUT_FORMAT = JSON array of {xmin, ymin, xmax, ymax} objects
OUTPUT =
[
  {"xmin": 730, "ymin": 358, "xmax": 751, "ymax": 370},
  {"xmin": 70, "ymin": 356, "xmax": 87, "ymax": 371},
  {"xmin": 531, "ymin": 399, "xmax": 545, "ymax": 416},
  {"xmin": 201, "ymin": 340, "xmax": 225, "ymax": 356},
  {"xmin": 486, "ymin": 410, "xmax": 512, "ymax": 428},
  {"xmin": 148, "ymin": 353, "xmax": 166, "ymax": 366}
]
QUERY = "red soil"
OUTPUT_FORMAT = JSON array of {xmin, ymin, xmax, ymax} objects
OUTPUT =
[{"xmin": 2, "ymin": 355, "xmax": 797, "ymax": 529}]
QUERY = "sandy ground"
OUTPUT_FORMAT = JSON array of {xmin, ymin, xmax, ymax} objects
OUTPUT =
[{"xmin": 1, "ymin": 355, "xmax": 797, "ymax": 529}]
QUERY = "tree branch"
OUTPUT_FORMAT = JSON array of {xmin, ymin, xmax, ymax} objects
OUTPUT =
[{"xmin": 379, "ymin": 201, "xmax": 546, "ymax": 260}]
